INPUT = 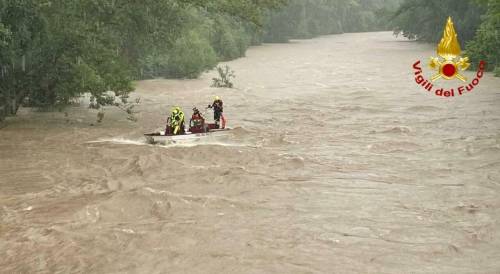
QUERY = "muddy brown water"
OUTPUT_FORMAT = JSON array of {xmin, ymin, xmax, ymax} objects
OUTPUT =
[{"xmin": 1, "ymin": 32, "xmax": 500, "ymax": 274}]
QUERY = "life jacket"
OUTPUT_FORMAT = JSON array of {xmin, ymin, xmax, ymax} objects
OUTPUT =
[
  {"xmin": 212, "ymin": 100, "xmax": 223, "ymax": 112},
  {"xmin": 171, "ymin": 111, "xmax": 184, "ymax": 125}
]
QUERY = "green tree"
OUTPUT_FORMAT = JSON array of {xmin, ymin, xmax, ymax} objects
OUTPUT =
[
  {"xmin": 391, "ymin": 0, "xmax": 499, "ymax": 74},
  {"xmin": 466, "ymin": 0, "xmax": 500, "ymax": 73},
  {"xmin": 391, "ymin": 0, "xmax": 485, "ymax": 44},
  {"xmin": 167, "ymin": 31, "xmax": 217, "ymax": 78}
]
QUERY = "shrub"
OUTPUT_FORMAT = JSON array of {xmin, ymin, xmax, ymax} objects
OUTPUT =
[{"xmin": 211, "ymin": 65, "xmax": 235, "ymax": 88}]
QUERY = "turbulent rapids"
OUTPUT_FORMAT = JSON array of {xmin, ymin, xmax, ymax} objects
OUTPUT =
[{"xmin": 1, "ymin": 32, "xmax": 500, "ymax": 273}]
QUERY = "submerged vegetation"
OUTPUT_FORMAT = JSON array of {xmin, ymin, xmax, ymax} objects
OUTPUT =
[
  {"xmin": 211, "ymin": 65, "xmax": 235, "ymax": 88},
  {"xmin": 0, "ymin": 0, "xmax": 498, "ymax": 120}
]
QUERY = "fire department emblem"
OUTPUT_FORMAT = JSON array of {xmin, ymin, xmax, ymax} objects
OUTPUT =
[{"xmin": 429, "ymin": 17, "xmax": 470, "ymax": 82}]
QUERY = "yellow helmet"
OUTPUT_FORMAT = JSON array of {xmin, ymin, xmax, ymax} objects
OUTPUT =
[{"xmin": 214, "ymin": 96, "xmax": 220, "ymax": 101}]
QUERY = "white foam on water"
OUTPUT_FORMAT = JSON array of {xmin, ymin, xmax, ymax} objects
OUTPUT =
[
  {"xmin": 86, "ymin": 137, "xmax": 257, "ymax": 149},
  {"xmin": 157, "ymin": 140, "xmax": 257, "ymax": 149},
  {"xmin": 86, "ymin": 138, "xmax": 150, "ymax": 146}
]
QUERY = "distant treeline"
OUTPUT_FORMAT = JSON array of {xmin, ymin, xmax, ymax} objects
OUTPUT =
[
  {"xmin": 391, "ymin": 0, "xmax": 500, "ymax": 75},
  {"xmin": 262, "ymin": 0, "xmax": 402, "ymax": 42}
]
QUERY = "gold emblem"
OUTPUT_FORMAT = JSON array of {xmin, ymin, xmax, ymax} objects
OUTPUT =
[{"xmin": 429, "ymin": 17, "xmax": 470, "ymax": 82}]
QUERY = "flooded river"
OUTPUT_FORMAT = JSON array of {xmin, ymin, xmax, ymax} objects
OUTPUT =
[{"xmin": 1, "ymin": 32, "xmax": 500, "ymax": 273}]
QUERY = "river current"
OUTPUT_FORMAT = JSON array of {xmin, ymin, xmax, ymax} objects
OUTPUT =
[{"xmin": 1, "ymin": 32, "xmax": 500, "ymax": 273}]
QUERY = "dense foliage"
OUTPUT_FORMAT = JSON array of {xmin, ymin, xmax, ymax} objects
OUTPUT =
[
  {"xmin": 0, "ymin": 0, "xmax": 185, "ymax": 115},
  {"xmin": 391, "ymin": 0, "xmax": 500, "ymax": 72},
  {"xmin": 465, "ymin": 0, "xmax": 500, "ymax": 73},
  {"xmin": 0, "ymin": 0, "xmax": 284, "ymax": 117},
  {"xmin": 391, "ymin": 0, "xmax": 484, "ymax": 42}
]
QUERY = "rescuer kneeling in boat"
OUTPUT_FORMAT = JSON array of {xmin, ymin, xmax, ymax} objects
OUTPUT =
[
  {"xmin": 208, "ymin": 96, "xmax": 225, "ymax": 129},
  {"xmin": 189, "ymin": 107, "xmax": 205, "ymax": 133},
  {"xmin": 168, "ymin": 107, "xmax": 185, "ymax": 135}
]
